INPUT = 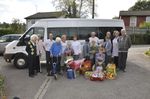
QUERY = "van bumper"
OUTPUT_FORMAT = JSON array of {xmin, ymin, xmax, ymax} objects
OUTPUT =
[{"xmin": 3, "ymin": 53, "xmax": 14, "ymax": 62}]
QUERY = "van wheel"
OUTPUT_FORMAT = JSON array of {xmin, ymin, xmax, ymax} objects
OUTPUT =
[{"xmin": 14, "ymin": 54, "xmax": 28, "ymax": 69}]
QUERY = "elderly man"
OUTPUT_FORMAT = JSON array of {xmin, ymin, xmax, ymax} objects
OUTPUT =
[
  {"xmin": 26, "ymin": 34, "xmax": 38, "ymax": 77},
  {"xmin": 89, "ymin": 32, "xmax": 100, "ymax": 45},
  {"xmin": 118, "ymin": 29, "xmax": 131, "ymax": 72}
]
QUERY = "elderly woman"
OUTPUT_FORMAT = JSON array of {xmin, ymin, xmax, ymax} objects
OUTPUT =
[
  {"xmin": 104, "ymin": 31, "xmax": 112, "ymax": 67},
  {"xmin": 26, "ymin": 34, "xmax": 38, "ymax": 77},
  {"xmin": 112, "ymin": 30, "xmax": 120, "ymax": 69},
  {"xmin": 71, "ymin": 35, "xmax": 82, "ymax": 60},
  {"xmin": 50, "ymin": 37, "xmax": 62, "ymax": 75},
  {"xmin": 89, "ymin": 32, "xmax": 100, "ymax": 45},
  {"xmin": 36, "ymin": 35, "xmax": 45, "ymax": 73}
]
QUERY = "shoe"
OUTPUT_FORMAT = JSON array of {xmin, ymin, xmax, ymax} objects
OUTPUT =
[{"xmin": 54, "ymin": 74, "xmax": 57, "ymax": 80}]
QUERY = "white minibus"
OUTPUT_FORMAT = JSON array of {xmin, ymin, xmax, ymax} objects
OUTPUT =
[{"xmin": 4, "ymin": 18, "xmax": 125, "ymax": 69}]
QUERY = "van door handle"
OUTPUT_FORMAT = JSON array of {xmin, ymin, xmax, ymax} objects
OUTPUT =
[{"xmin": 13, "ymin": 47, "xmax": 15, "ymax": 49}]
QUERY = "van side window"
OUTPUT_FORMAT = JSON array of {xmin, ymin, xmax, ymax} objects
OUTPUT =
[{"xmin": 47, "ymin": 27, "xmax": 97, "ymax": 40}]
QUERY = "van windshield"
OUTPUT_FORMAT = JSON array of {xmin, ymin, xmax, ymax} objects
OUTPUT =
[
  {"xmin": 18, "ymin": 27, "xmax": 45, "ymax": 46},
  {"xmin": 25, "ymin": 27, "xmax": 44, "ymax": 38}
]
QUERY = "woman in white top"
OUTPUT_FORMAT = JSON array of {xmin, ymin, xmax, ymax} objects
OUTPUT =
[
  {"xmin": 61, "ymin": 34, "xmax": 67, "ymax": 68},
  {"xmin": 71, "ymin": 35, "xmax": 82, "ymax": 60},
  {"xmin": 89, "ymin": 32, "xmax": 99, "ymax": 45},
  {"xmin": 112, "ymin": 30, "xmax": 120, "ymax": 69}
]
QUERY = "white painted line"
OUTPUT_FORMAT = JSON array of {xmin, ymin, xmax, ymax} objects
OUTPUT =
[
  {"xmin": 38, "ymin": 78, "xmax": 52, "ymax": 99},
  {"xmin": 34, "ymin": 77, "xmax": 52, "ymax": 99}
]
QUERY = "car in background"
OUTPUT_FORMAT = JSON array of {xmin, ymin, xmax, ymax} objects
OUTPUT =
[{"xmin": 0, "ymin": 34, "xmax": 22, "ymax": 54}]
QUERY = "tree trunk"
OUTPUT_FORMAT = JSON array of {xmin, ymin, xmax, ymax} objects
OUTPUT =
[{"xmin": 79, "ymin": 0, "xmax": 83, "ymax": 16}]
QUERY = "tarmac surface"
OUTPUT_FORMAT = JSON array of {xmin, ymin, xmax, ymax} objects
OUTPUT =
[{"xmin": 0, "ymin": 45, "xmax": 150, "ymax": 99}]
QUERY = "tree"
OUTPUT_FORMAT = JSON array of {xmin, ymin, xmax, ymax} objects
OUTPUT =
[
  {"xmin": 11, "ymin": 18, "xmax": 26, "ymax": 33},
  {"xmin": 129, "ymin": 0, "xmax": 150, "ymax": 11},
  {"xmin": 52, "ymin": 0, "xmax": 95, "ymax": 18},
  {"xmin": 140, "ymin": 22, "xmax": 150, "ymax": 29},
  {"xmin": 0, "ymin": 22, "xmax": 10, "ymax": 29}
]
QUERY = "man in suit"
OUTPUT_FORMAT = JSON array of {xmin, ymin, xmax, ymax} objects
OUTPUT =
[{"xmin": 26, "ymin": 34, "xmax": 38, "ymax": 77}]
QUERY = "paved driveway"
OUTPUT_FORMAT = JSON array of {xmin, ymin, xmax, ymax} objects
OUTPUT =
[{"xmin": 0, "ymin": 45, "xmax": 150, "ymax": 99}]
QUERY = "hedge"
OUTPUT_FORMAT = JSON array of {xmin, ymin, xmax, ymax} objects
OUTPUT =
[
  {"xmin": 0, "ymin": 29, "xmax": 16, "ymax": 37},
  {"xmin": 130, "ymin": 32, "xmax": 150, "ymax": 44},
  {"xmin": 145, "ymin": 48, "xmax": 150, "ymax": 57}
]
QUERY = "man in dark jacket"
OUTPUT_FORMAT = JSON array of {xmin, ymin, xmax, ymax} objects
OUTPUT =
[
  {"xmin": 26, "ymin": 34, "xmax": 38, "ymax": 77},
  {"xmin": 118, "ymin": 29, "xmax": 132, "ymax": 72}
]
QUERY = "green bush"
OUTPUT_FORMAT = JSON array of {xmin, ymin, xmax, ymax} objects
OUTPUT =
[
  {"xmin": 145, "ymin": 50, "xmax": 150, "ymax": 56},
  {"xmin": 144, "ymin": 31, "xmax": 150, "ymax": 44},
  {"xmin": 0, "ymin": 29, "xmax": 16, "ymax": 37},
  {"xmin": 130, "ymin": 32, "xmax": 150, "ymax": 44}
]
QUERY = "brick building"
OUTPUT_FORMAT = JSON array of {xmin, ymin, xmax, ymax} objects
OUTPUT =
[
  {"xmin": 25, "ymin": 11, "xmax": 67, "ymax": 29},
  {"xmin": 119, "ymin": 11, "xmax": 150, "ymax": 28}
]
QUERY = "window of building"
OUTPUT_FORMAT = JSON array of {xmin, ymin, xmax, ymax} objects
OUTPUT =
[
  {"xmin": 146, "ymin": 16, "xmax": 150, "ymax": 22},
  {"xmin": 130, "ymin": 16, "xmax": 137, "ymax": 27}
]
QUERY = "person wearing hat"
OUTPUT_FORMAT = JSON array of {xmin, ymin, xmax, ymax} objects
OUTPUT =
[
  {"xmin": 50, "ymin": 36, "xmax": 62, "ymax": 75},
  {"xmin": 26, "ymin": 34, "xmax": 38, "ymax": 77}
]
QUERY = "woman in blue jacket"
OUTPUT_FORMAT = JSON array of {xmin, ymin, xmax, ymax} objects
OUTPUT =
[{"xmin": 50, "ymin": 37, "xmax": 62, "ymax": 75}]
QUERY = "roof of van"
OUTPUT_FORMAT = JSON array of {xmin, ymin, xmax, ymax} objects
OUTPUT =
[{"xmin": 31, "ymin": 18, "xmax": 125, "ymax": 28}]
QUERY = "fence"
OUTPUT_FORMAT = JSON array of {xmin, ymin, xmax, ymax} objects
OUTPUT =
[{"xmin": 126, "ymin": 27, "xmax": 150, "ymax": 34}]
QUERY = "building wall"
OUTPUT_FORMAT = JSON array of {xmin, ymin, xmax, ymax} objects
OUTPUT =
[
  {"xmin": 137, "ymin": 16, "xmax": 146, "ymax": 27},
  {"xmin": 121, "ymin": 16, "xmax": 147, "ymax": 28},
  {"xmin": 120, "ymin": 16, "xmax": 130, "ymax": 27}
]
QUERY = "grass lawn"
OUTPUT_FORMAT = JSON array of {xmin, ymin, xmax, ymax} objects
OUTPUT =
[
  {"xmin": 145, "ymin": 49, "xmax": 150, "ymax": 57},
  {"xmin": 0, "ymin": 74, "xmax": 6, "ymax": 99}
]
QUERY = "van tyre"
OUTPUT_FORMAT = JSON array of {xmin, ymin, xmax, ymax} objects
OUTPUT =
[{"xmin": 14, "ymin": 54, "xmax": 28, "ymax": 69}]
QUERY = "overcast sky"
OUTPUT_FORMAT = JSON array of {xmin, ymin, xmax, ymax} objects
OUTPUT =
[{"xmin": 0, "ymin": 0, "xmax": 137, "ymax": 23}]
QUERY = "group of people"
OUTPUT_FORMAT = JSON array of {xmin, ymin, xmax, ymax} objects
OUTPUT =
[
  {"xmin": 84, "ymin": 29, "xmax": 132, "ymax": 72},
  {"xmin": 25, "ymin": 28, "xmax": 131, "ymax": 78}
]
